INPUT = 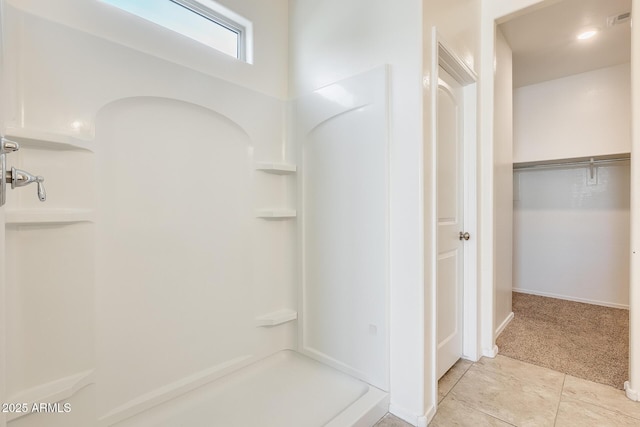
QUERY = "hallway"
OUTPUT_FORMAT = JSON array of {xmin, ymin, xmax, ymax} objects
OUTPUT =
[{"xmin": 377, "ymin": 356, "xmax": 640, "ymax": 426}]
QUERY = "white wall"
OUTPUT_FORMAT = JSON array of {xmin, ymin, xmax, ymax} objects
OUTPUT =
[
  {"xmin": 514, "ymin": 63, "xmax": 631, "ymax": 163},
  {"xmin": 513, "ymin": 163, "xmax": 630, "ymax": 308},
  {"xmin": 494, "ymin": 28, "xmax": 513, "ymax": 335},
  {"xmin": 512, "ymin": 64, "xmax": 631, "ymax": 309}
]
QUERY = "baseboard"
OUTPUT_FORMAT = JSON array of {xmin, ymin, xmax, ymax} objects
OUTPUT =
[
  {"xmin": 7, "ymin": 369, "xmax": 95, "ymax": 421},
  {"xmin": 513, "ymin": 288, "xmax": 629, "ymax": 310},
  {"xmin": 495, "ymin": 312, "xmax": 514, "ymax": 338},
  {"xmin": 389, "ymin": 403, "xmax": 421, "ymax": 426},
  {"xmin": 482, "ymin": 345, "xmax": 498, "ymax": 358},
  {"xmin": 624, "ymin": 381, "xmax": 639, "ymax": 401},
  {"xmin": 422, "ymin": 404, "xmax": 436, "ymax": 426}
]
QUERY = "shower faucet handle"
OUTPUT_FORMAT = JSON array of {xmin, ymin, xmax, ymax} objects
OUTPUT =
[
  {"xmin": 1, "ymin": 138, "xmax": 20, "ymax": 153},
  {"xmin": 7, "ymin": 167, "xmax": 46, "ymax": 201}
]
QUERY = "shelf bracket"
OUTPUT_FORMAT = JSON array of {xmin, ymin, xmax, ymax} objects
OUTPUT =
[{"xmin": 587, "ymin": 157, "xmax": 597, "ymax": 185}]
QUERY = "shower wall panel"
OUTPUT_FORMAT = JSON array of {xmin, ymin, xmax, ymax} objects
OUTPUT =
[
  {"xmin": 1, "ymin": 2, "xmax": 293, "ymax": 426},
  {"xmin": 295, "ymin": 67, "xmax": 389, "ymax": 391}
]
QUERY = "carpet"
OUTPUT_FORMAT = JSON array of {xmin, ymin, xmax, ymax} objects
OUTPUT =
[{"xmin": 496, "ymin": 292, "xmax": 628, "ymax": 389}]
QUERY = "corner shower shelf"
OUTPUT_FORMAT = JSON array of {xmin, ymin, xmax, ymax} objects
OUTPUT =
[
  {"xmin": 255, "ymin": 309, "xmax": 298, "ymax": 327},
  {"xmin": 256, "ymin": 209, "xmax": 296, "ymax": 219},
  {"xmin": 4, "ymin": 128, "xmax": 94, "ymax": 152},
  {"xmin": 5, "ymin": 208, "xmax": 95, "ymax": 225},
  {"xmin": 255, "ymin": 162, "xmax": 297, "ymax": 175}
]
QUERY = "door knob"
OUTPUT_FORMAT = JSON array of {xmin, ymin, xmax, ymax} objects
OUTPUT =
[{"xmin": 459, "ymin": 231, "xmax": 470, "ymax": 241}]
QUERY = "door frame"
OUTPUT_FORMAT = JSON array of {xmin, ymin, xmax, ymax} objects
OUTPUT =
[{"xmin": 429, "ymin": 28, "xmax": 479, "ymax": 408}]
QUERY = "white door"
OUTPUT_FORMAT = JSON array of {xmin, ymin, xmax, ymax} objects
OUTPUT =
[{"xmin": 436, "ymin": 66, "xmax": 465, "ymax": 380}]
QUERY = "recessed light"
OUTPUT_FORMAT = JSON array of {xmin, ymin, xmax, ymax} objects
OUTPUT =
[{"xmin": 577, "ymin": 29, "xmax": 598, "ymax": 40}]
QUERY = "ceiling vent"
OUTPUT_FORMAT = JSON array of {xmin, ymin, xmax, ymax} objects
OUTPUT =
[{"xmin": 606, "ymin": 11, "xmax": 631, "ymax": 27}]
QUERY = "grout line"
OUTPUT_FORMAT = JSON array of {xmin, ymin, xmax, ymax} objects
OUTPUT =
[
  {"xmin": 440, "ymin": 360, "xmax": 518, "ymax": 426},
  {"xmin": 439, "ymin": 360, "xmax": 474, "ymax": 402},
  {"xmin": 450, "ymin": 393, "xmax": 518, "ymax": 426},
  {"xmin": 553, "ymin": 374, "xmax": 566, "ymax": 426}
]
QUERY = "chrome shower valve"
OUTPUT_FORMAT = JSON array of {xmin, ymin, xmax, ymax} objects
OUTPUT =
[
  {"xmin": 7, "ymin": 167, "xmax": 46, "ymax": 202},
  {"xmin": 0, "ymin": 137, "xmax": 47, "ymax": 205}
]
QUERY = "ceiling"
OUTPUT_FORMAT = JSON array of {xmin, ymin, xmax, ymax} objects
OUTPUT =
[{"xmin": 499, "ymin": 0, "xmax": 631, "ymax": 88}]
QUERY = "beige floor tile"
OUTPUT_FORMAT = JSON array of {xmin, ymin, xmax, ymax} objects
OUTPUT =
[
  {"xmin": 450, "ymin": 356, "xmax": 564, "ymax": 427},
  {"xmin": 438, "ymin": 359, "xmax": 473, "ymax": 402},
  {"xmin": 555, "ymin": 397, "xmax": 640, "ymax": 427},
  {"xmin": 429, "ymin": 396, "xmax": 514, "ymax": 427},
  {"xmin": 562, "ymin": 375, "xmax": 640, "ymax": 421},
  {"xmin": 374, "ymin": 413, "xmax": 414, "ymax": 427}
]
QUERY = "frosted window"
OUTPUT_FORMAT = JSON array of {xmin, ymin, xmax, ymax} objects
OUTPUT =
[{"xmin": 102, "ymin": 0, "xmax": 251, "ymax": 62}]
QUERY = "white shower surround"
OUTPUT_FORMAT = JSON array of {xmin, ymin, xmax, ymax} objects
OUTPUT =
[{"xmin": 0, "ymin": 1, "xmax": 389, "ymax": 426}]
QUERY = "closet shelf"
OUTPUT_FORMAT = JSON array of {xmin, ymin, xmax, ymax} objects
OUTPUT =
[
  {"xmin": 255, "ymin": 309, "xmax": 298, "ymax": 327},
  {"xmin": 256, "ymin": 209, "xmax": 296, "ymax": 219},
  {"xmin": 513, "ymin": 153, "xmax": 630, "ymax": 170},
  {"xmin": 5, "ymin": 208, "xmax": 95, "ymax": 225},
  {"xmin": 255, "ymin": 162, "xmax": 297, "ymax": 175},
  {"xmin": 4, "ymin": 128, "xmax": 93, "ymax": 152}
]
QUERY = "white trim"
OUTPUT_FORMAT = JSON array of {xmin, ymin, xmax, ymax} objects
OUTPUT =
[
  {"xmin": 169, "ymin": 0, "xmax": 253, "ymax": 63},
  {"xmin": 479, "ymin": 3, "xmax": 497, "ymax": 369},
  {"xmin": 625, "ymin": 381, "xmax": 639, "ymax": 401},
  {"xmin": 495, "ymin": 312, "xmax": 514, "ymax": 338},
  {"xmin": 462, "ymin": 82, "xmax": 479, "ymax": 362},
  {"xmin": 513, "ymin": 289, "xmax": 629, "ymax": 310},
  {"xmin": 6, "ymin": 370, "xmax": 95, "ymax": 421},
  {"xmin": 623, "ymin": 6, "xmax": 638, "ymax": 400},
  {"xmin": 97, "ymin": 354, "xmax": 253, "ymax": 426},
  {"xmin": 422, "ymin": 404, "xmax": 436, "ymax": 426},
  {"xmin": 483, "ymin": 345, "xmax": 499, "ymax": 358},
  {"xmin": 389, "ymin": 403, "xmax": 421, "ymax": 426}
]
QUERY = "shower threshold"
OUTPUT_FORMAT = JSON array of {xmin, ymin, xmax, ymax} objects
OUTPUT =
[{"xmin": 114, "ymin": 350, "xmax": 388, "ymax": 427}]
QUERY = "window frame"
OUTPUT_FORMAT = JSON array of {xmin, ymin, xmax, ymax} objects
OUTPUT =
[{"xmin": 169, "ymin": 0, "xmax": 250, "ymax": 62}]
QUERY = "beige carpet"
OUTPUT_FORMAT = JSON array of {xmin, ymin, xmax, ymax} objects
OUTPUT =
[{"xmin": 496, "ymin": 292, "xmax": 628, "ymax": 389}]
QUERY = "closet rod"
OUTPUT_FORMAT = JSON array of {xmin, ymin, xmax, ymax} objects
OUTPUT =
[{"xmin": 513, "ymin": 156, "xmax": 630, "ymax": 171}]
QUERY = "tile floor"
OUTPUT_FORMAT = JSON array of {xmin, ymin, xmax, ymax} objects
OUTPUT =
[{"xmin": 374, "ymin": 355, "xmax": 640, "ymax": 427}]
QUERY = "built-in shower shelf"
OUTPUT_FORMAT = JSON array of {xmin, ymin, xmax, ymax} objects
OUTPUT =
[
  {"xmin": 5, "ymin": 208, "xmax": 95, "ymax": 225},
  {"xmin": 256, "ymin": 209, "xmax": 296, "ymax": 219},
  {"xmin": 255, "ymin": 309, "xmax": 298, "ymax": 327},
  {"xmin": 4, "ymin": 128, "xmax": 93, "ymax": 152},
  {"xmin": 255, "ymin": 162, "xmax": 297, "ymax": 175}
]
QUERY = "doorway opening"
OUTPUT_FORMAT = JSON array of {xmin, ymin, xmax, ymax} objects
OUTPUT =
[{"xmin": 494, "ymin": 0, "xmax": 632, "ymax": 390}]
